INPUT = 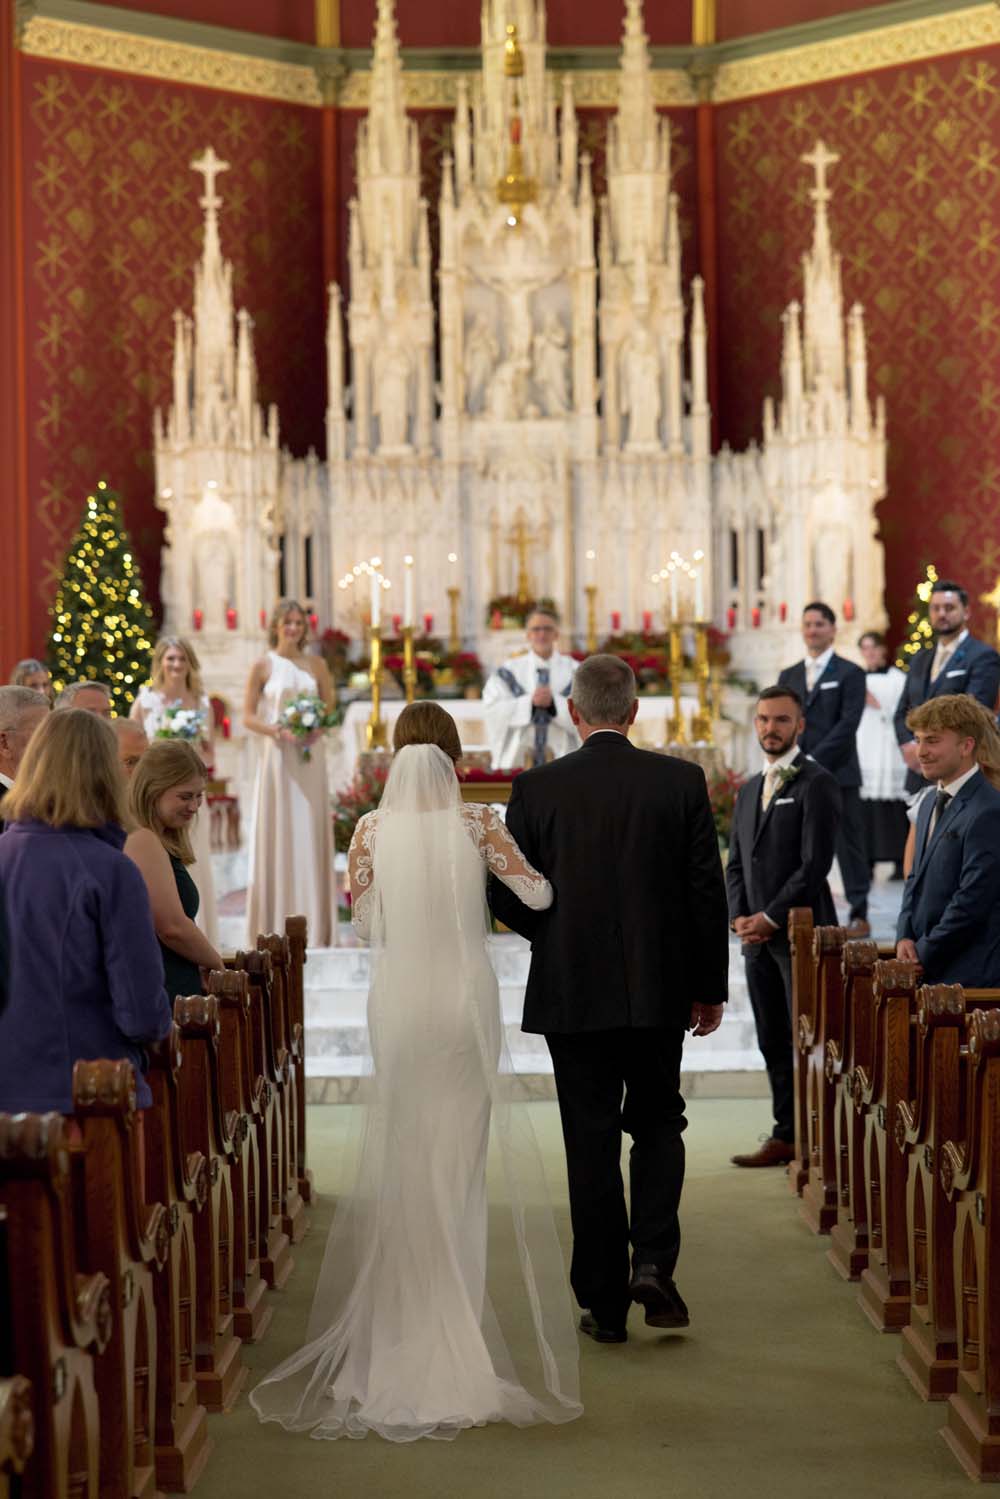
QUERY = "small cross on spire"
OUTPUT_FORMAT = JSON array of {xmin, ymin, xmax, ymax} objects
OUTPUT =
[
  {"xmin": 801, "ymin": 139, "xmax": 840, "ymax": 207},
  {"xmin": 190, "ymin": 146, "xmax": 230, "ymax": 210}
]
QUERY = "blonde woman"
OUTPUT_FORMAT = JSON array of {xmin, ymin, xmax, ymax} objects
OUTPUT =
[
  {"xmin": 0, "ymin": 710, "xmax": 171, "ymax": 1112},
  {"xmin": 243, "ymin": 599, "xmax": 335, "ymax": 946},
  {"xmin": 125, "ymin": 740, "xmax": 223, "ymax": 1001},
  {"xmin": 130, "ymin": 636, "xmax": 218, "ymax": 943},
  {"xmin": 10, "ymin": 657, "xmax": 53, "ymax": 703}
]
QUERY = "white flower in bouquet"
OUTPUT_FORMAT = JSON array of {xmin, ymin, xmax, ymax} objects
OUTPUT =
[
  {"xmin": 279, "ymin": 693, "xmax": 338, "ymax": 762},
  {"xmin": 155, "ymin": 702, "xmax": 207, "ymax": 741}
]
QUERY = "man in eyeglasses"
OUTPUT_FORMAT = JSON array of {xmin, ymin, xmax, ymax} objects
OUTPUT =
[{"xmin": 483, "ymin": 607, "xmax": 580, "ymax": 769}]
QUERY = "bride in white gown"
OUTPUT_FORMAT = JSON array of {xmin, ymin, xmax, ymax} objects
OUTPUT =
[{"xmin": 250, "ymin": 704, "xmax": 582, "ymax": 1441}]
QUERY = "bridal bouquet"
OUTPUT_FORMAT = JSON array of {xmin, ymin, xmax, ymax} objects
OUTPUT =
[
  {"xmin": 279, "ymin": 693, "xmax": 339, "ymax": 762},
  {"xmin": 155, "ymin": 702, "xmax": 207, "ymax": 742}
]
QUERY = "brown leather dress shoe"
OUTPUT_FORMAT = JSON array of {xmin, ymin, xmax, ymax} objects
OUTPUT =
[
  {"xmin": 846, "ymin": 918, "xmax": 871, "ymax": 937},
  {"xmin": 731, "ymin": 1137, "xmax": 796, "ymax": 1168}
]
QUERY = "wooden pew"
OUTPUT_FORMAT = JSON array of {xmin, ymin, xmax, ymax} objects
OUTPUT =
[
  {"xmin": 0, "ymin": 1373, "xmax": 34, "ymax": 1499},
  {"xmin": 144, "ymin": 1031, "xmax": 213, "ymax": 1492},
  {"xmin": 896, "ymin": 986, "xmax": 1000, "ymax": 1402},
  {"xmin": 71, "ymin": 1059, "xmax": 169, "ymax": 1499},
  {"xmin": 231, "ymin": 949, "xmax": 293, "ymax": 1290},
  {"xmin": 788, "ymin": 908, "xmax": 816, "ymax": 1197},
  {"xmin": 826, "ymin": 940, "xmax": 894, "ymax": 1282},
  {"xmin": 800, "ymin": 925, "xmax": 848, "ymax": 1235},
  {"xmin": 0, "ymin": 1112, "xmax": 111, "ymax": 1499},
  {"xmin": 173, "ymin": 995, "xmax": 247, "ymax": 1414},
  {"xmin": 856, "ymin": 958, "xmax": 918, "ymax": 1333},
  {"xmin": 205, "ymin": 970, "xmax": 272, "ymax": 1344},
  {"xmin": 285, "ymin": 915, "xmax": 313, "ymax": 1205},
  {"xmin": 940, "ymin": 1007, "xmax": 1000, "ymax": 1480},
  {"xmin": 256, "ymin": 933, "xmax": 308, "ymax": 1244}
]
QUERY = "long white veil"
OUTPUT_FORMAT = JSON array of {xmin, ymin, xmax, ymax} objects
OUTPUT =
[{"xmin": 250, "ymin": 744, "xmax": 581, "ymax": 1440}]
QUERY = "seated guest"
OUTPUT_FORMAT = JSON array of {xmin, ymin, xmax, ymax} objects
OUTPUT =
[
  {"xmin": 55, "ymin": 679, "xmax": 113, "ymax": 717},
  {"xmin": 857, "ymin": 630, "xmax": 908, "ymax": 877},
  {"xmin": 125, "ymin": 741, "xmax": 223, "ymax": 1000},
  {"xmin": 0, "ymin": 710, "xmax": 172, "ymax": 1113},
  {"xmin": 113, "ymin": 717, "xmax": 148, "ymax": 778},
  {"xmin": 897, "ymin": 695, "xmax": 1000, "ymax": 985},
  {"xmin": 726, "ymin": 686, "xmax": 841, "ymax": 1167},
  {"xmin": 778, "ymin": 602, "xmax": 869, "ymax": 934},
  {"xmin": 0, "ymin": 686, "xmax": 50, "ymax": 827},
  {"xmin": 894, "ymin": 578, "xmax": 1000, "ymax": 793},
  {"xmin": 10, "ymin": 658, "xmax": 54, "ymax": 703}
]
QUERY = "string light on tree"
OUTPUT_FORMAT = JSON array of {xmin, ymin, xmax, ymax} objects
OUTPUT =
[
  {"xmin": 895, "ymin": 562, "xmax": 938, "ymax": 668},
  {"xmin": 47, "ymin": 480, "xmax": 154, "ymax": 715}
]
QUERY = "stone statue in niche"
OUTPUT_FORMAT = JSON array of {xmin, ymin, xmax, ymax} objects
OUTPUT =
[
  {"xmin": 532, "ymin": 313, "xmax": 570, "ymax": 415},
  {"xmin": 464, "ymin": 313, "xmax": 498, "ymax": 414},
  {"xmin": 195, "ymin": 533, "xmax": 234, "ymax": 625},
  {"xmin": 619, "ymin": 324, "xmax": 661, "ymax": 447},
  {"xmin": 487, "ymin": 356, "xmax": 530, "ymax": 421},
  {"xmin": 813, "ymin": 521, "xmax": 850, "ymax": 611},
  {"xmin": 373, "ymin": 333, "xmax": 413, "ymax": 449}
]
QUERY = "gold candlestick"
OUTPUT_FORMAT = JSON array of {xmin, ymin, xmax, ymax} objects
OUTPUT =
[
  {"xmin": 690, "ymin": 621, "xmax": 713, "ymax": 745},
  {"xmin": 667, "ymin": 623, "xmax": 687, "ymax": 745},
  {"xmin": 366, "ymin": 626, "xmax": 388, "ymax": 749},
  {"xmin": 584, "ymin": 584, "xmax": 598, "ymax": 653},
  {"xmin": 402, "ymin": 624, "xmax": 416, "ymax": 704},
  {"xmin": 447, "ymin": 586, "xmax": 461, "ymax": 652}
]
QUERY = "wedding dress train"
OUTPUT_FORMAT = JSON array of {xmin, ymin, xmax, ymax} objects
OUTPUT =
[{"xmin": 249, "ymin": 744, "xmax": 582, "ymax": 1441}]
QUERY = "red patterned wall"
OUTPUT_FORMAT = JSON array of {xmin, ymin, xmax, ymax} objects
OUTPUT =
[
  {"xmin": 19, "ymin": 57, "xmax": 325, "ymax": 650},
  {"xmin": 717, "ymin": 0, "xmax": 893, "ymax": 42},
  {"xmin": 340, "ymin": 0, "xmax": 691, "ymax": 50},
  {"xmin": 97, "ymin": 0, "xmax": 316, "ymax": 43},
  {"xmin": 714, "ymin": 48, "xmax": 1000, "ymax": 639}
]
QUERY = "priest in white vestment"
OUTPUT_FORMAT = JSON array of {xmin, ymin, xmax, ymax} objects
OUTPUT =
[
  {"xmin": 857, "ymin": 630, "xmax": 908, "ymax": 872},
  {"xmin": 483, "ymin": 609, "xmax": 580, "ymax": 769}
]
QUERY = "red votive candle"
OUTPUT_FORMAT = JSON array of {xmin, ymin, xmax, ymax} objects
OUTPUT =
[
  {"xmin": 779, "ymin": 601, "xmax": 788, "ymax": 622},
  {"xmin": 193, "ymin": 608, "xmax": 203, "ymax": 631},
  {"xmin": 490, "ymin": 609, "xmax": 503, "ymax": 630},
  {"xmin": 423, "ymin": 612, "xmax": 434, "ymax": 634},
  {"xmin": 226, "ymin": 607, "xmax": 237, "ymax": 630},
  {"xmin": 611, "ymin": 611, "xmax": 621, "ymax": 632},
  {"xmin": 751, "ymin": 607, "xmax": 761, "ymax": 629},
  {"xmin": 259, "ymin": 608, "xmax": 267, "ymax": 629},
  {"xmin": 222, "ymin": 716, "xmax": 231, "ymax": 740},
  {"xmin": 309, "ymin": 612, "xmax": 318, "ymax": 630},
  {"xmin": 642, "ymin": 610, "xmax": 653, "ymax": 633},
  {"xmin": 726, "ymin": 606, "xmax": 736, "ymax": 631},
  {"xmin": 843, "ymin": 598, "xmax": 855, "ymax": 622},
  {"xmin": 392, "ymin": 613, "xmax": 402, "ymax": 634}
]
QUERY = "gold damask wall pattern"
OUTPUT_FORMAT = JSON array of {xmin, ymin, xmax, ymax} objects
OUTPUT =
[{"xmin": 715, "ymin": 47, "xmax": 1000, "ymax": 633}]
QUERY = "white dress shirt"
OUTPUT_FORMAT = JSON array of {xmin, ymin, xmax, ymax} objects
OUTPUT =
[
  {"xmin": 928, "ymin": 763, "xmax": 980, "ymax": 837},
  {"xmin": 930, "ymin": 628, "xmax": 969, "ymax": 683},
  {"xmin": 804, "ymin": 646, "xmax": 835, "ymax": 694},
  {"xmin": 0, "ymin": 773, "xmax": 12, "ymax": 792}
]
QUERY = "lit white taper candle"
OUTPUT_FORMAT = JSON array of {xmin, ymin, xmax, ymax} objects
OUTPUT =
[
  {"xmin": 370, "ymin": 566, "xmax": 380, "ymax": 629},
  {"xmin": 403, "ymin": 554, "xmax": 415, "ymax": 627}
]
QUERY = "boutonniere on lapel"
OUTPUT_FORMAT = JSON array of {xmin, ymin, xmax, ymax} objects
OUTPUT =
[{"xmin": 775, "ymin": 764, "xmax": 803, "ymax": 788}]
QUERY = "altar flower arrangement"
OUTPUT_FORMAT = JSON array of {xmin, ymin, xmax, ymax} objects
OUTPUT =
[
  {"xmin": 485, "ymin": 595, "xmax": 559, "ymax": 630},
  {"xmin": 155, "ymin": 702, "xmax": 207, "ymax": 741},
  {"xmin": 708, "ymin": 769, "xmax": 746, "ymax": 850},
  {"xmin": 279, "ymin": 693, "xmax": 340, "ymax": 762},
  {"xmin": 333, "ymin": 759, "xmax": 392, "ymax": 851}
]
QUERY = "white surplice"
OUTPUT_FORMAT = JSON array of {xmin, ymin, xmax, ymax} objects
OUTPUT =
[
  {"xmin": 481, "ymin": 649, "xmax": 579, "ymax": 769},
  {"xmin": 857, "ymin": 666, "xmax": 907, "ymax": 802}
]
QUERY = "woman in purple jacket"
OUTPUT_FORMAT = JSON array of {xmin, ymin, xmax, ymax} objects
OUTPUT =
[{"xmin": 0, "ymin": 708, "xmax": 172, "ymax": 1113}]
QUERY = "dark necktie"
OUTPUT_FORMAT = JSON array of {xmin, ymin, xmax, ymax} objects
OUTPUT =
[
  {"xmin": 532, "ymin": 666, "xmax": 552, "ymax": 766},
  {"xmin": 929, "ymin": 788, "xmax": 951, "ymax": 843}
]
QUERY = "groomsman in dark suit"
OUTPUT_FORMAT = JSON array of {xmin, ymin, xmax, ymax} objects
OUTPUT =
[
  {"xmin": 897, "ymin": 695, "xmax": 1000, "ymax": 985},
  {"xmin": 778, "ymin": 602, "xmax": 869, "ymax": 934},
  {"xmin": 726, "ymin": 686, "xmax": 841, "ymax": 1166},
  {"xmin": 893, "ymin": 578, "xmax": 1000, "ymax": 795}
]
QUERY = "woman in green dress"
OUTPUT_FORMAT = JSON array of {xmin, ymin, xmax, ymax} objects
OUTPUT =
[{"xmin": 125, "ymin": 740, "xmax": 223, "ymax": 998}]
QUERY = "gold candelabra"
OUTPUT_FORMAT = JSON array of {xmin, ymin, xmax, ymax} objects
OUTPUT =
[
  {"xmin": 667, "ymin": 624, "xmax": 687, "ymax": 745},
  {"xmin": 366, "ymin": 626, "xmax": 388, "ymax": 749},
  {"xmin": 584, "ymin": 584, "xmax": 598, "ymax": 653},
  {"xmin": 402, "ymin": 624, "xmax": 416, "ymax": 704},
  {"xmin": 447, "ymin": 586, "xmax": 461, "ymax": 652},
  {"xmin": 690, "ymin": 622, "xmax": 714, "ymax": 744}
]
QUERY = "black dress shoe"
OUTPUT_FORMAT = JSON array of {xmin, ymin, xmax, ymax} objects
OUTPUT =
[
  {"xmin": 579, "ymin": 1312, "xmax": 628, "ymax": 1344},
  {"xmin": 628, "ymin": 1266, "xmax": 690, "ymax": 1329}
]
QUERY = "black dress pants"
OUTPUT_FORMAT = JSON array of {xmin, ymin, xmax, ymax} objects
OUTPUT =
[
  {"xmin": 545, "ymin": 1026, "xmax": 687, "ymax": 1326},
  {"xmin": 743, "ymin": 938, "xmax": 794, "ymax": 1142},
  {"xmin": 836, "ymin": 785, "xmax": 871, "ymax": 920}
]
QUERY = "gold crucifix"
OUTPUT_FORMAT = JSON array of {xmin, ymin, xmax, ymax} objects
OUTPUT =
[
  {"xmin": 980, "ymin": 576, "xmax": 1000, "ymax": 648},
  {"xmin": 507, "ymin": 515, "xmax": 533, "ymax": 605}
]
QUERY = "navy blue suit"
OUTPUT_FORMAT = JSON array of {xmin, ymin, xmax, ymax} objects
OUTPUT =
[
  {"xmin": 893, "ymin": 634, "xmax": 1000, "ymax": 793},
  {"xmin": 897, "ymin": 771, "xmax": 1000, "ymax": 985},
  {"xmin": 778, "ymin": 653, "xmax": 869, "ymax": 919}
]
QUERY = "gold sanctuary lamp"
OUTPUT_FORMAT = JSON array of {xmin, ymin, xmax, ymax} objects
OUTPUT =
[
  {"xmin": 365, "ymin": 625, "xmax": 388, "ymax": 749},
  {"xmin": 667, "ymin": 623, "xmax": 687, "ymax": 746},
  {"xmin": 402, "ymin": 624, "xmax": 417, "ymax": 704},
  {"xmin": 689, "ymin": 622, "xmax": 714, "ymax": 745},
  {"xmin": 584, "ymin": 584, "xmax": 598, "ymax": 653}
]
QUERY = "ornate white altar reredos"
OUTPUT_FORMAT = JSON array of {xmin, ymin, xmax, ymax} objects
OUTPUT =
[{"xmin": 153, "ymin": 0, "xmax": 887, "ymax": 714}]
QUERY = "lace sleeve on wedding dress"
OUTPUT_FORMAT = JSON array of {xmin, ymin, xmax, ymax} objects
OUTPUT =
[
  {"xmin": 347, "ymin": 812, "xmax": 378, "ymax": 940},
  {"xmin": 462, "ymin": 804, "xmax": 553, "ymax": 910}
]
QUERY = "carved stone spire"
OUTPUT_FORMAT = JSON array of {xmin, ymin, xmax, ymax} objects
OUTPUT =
[
  {"xmin": 800, "ymin": 140, "xmax": 845, "ymax": 396},
  {"xmin": 603, "ymin": 0, "xmax": 669, "ymax": 265},
  {"xmin": 190, "ymin": 146, "xmax": 234, "ymax": 436}
]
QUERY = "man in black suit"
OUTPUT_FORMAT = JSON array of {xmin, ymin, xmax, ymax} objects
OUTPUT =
[
  {"xmin": 893, "ymin": 578, "xmax": 1000, "ymax": 794},
  {"xmin": 726, "ymin": 685, "xmax": 841, "ymax": 1167},
  {"xmin": 0, "ymin": 686, "xmax": 50, "ymax": 830},
  {"xmin": 778, "ymin": 601, "xmax": 869, "ymax": 934},
  {"xmin": 489, "ymin": 654, "xmax": 729, "ymax": 1344}
]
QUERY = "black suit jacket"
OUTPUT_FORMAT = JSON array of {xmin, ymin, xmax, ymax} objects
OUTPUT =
[
  {"xmin": 725, "ymin": 752, "xmax": 840, "ymax": 938},
  {"xmin": 777, "ymin": 655, "xmax": 865, "ymax": 788},
  {"xmin": 488, "ymin": 734, "xmax": 729, "ymax": 1034},
  {"xmin": 893, "ymin": 634, "xmax": 1000, "ymax": 792}
]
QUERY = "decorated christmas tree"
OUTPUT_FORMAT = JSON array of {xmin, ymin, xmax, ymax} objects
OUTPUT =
[
  {"xmin": 47, "ymin": 480, "xmax": 155, "ymax": 715},
  {"xmin": 894, "ymin": 562, "xmax": 938, "ymax": 670}
]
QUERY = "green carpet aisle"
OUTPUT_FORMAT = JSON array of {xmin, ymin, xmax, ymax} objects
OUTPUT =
[{"xmin": 200, "ymin": 1101, "xmax": 971, "ymax": 1499}]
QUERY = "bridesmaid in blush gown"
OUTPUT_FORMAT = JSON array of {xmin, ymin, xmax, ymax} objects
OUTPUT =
[{"xmin": 244, "ymin": 599, "xmax": 335, "ymax": 947}]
